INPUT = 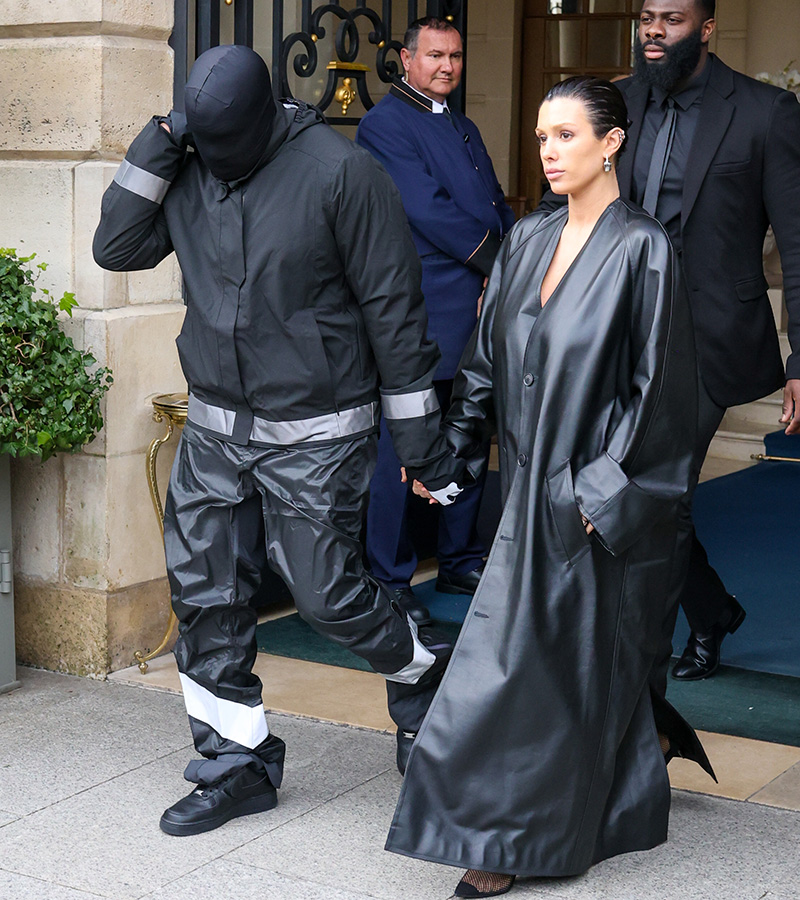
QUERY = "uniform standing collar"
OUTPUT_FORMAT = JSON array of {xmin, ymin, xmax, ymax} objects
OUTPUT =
[{"xmin": 391, "ymin": 79, "xmax": 451, "ymax": 114}]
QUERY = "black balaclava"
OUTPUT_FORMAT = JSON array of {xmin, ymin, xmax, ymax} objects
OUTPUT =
[{"xmin": 184, "ymin": 45, "xmax": 277, "ymax": 183}]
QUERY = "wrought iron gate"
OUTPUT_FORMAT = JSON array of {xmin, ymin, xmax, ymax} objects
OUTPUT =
[{"xmin": 171, "ymin": 0, "xmax": 468, "ymax": 123}]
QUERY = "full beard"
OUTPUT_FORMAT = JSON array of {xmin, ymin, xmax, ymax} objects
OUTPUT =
[{"xmin": 633, "ymin": 29, "xmax": 704, "ymax": 92}]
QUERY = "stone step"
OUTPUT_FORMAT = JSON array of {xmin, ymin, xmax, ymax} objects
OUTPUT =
[
  {"xmin": 708, "ymin": 428, "xmax": 766, "ymax": 462},
  {"xmin": 722, "ymin": 391, "xmax": 784, "ymax": 432}
]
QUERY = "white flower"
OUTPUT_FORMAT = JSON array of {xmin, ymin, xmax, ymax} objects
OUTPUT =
[{"xmin": 757, "ymin": 62, "xmax": 800, "ymax": 98}]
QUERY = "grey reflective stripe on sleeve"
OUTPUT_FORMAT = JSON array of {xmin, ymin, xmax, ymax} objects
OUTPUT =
[
  {"xmin": 383, "ymin": 615, "xmax": 437, "ymax": 684},
  {"xmin": 113, "ymin": 159, "xmax": 171, "ymax": 204},
  {"xmin": 188, "ymin": 394, "xmax": 377, "ymax": 445},
  {"xmin": 188, "ymin": 394, "xmax": 237, "ymax": 435},
  {"xmin": 380, "ymin": 388, "xmax": 440, "ymax": 420}
]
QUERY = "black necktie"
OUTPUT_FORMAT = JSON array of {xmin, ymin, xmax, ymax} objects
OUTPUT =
[
  {"xmin": 442, "ymin": 106, "xmax": 458, "ymax": 130},
  {"xmin": 643, "ymin": 98, "xmax": 677, "ymax": 216}
]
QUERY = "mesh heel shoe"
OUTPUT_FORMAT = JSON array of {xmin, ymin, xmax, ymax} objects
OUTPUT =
[
  {"xmin": 159, "ymin": 765, "xmax": 277, "ymax": 836},
  {"xmin": 454, "ymin": 870, "xmax": 516, "ymax": 898}
]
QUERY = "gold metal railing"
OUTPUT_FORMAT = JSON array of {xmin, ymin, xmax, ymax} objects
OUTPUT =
[{"xmin": 135, "ymin": 392, "xmax": 189, "ymax": 673}]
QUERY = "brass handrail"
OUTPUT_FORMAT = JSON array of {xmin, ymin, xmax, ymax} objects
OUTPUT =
[
  {"xmin": 135, "ymin": 392, "xmax": 189, "ymax": 673},
  {"xmin": 750, "ymin": 454, "xmax": 800, "ymax": 463}
]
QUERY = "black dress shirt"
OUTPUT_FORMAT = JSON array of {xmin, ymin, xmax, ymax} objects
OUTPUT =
[{"xmin": 632, "ymin": 61, "xmax": 712, "ymax": 251}]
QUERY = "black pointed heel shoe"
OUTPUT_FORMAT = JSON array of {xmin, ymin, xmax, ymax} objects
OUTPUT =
[{"xmin": 454, "ymin": 871, "xmax": 516, "ymax": 898}]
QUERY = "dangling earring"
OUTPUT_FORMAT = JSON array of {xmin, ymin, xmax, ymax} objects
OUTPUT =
[{"xmin": 603, "ymin": 156, "xmax": 612, "ymax": 173}]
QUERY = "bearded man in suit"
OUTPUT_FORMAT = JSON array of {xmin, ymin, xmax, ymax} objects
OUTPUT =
[{"xmin": 542, "ymin": 0, "xmax": 800, "ymax": 687}]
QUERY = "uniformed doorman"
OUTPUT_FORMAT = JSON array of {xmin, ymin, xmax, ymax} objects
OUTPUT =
[{"xmin": 357, "ymin": 17, "xmax": 516, "ymax": 622}]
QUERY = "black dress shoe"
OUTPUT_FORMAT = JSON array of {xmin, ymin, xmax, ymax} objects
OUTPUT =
[
  {"xmin": 390, "ymin": 586, "xmax": 432, "ymax": 627},
  {"xmin": 672, "ymin": 596, "xmax": 746, "ymax": 681},
  {"xmin": 159, "ymin": 765, "xmax": 277, "ymax": 836},
  {"xmin": 396, "ymin": 729, "xmax": 416, "ymax": 775},
  {"xmin": 435, "ymin": 564, "xmax": 485, "ymax": 596}
]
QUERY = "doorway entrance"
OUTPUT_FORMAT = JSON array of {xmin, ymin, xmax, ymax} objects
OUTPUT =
[{"xmin": 518, "ymin": 0, "xmax": 638, "ymax": 208}]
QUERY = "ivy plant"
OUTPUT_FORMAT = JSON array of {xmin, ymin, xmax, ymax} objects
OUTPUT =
[{"xmin": 0, "ymin": 248, "xmax": 112, "ymax": 461}]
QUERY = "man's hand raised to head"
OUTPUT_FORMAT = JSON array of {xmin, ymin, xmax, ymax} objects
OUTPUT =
[{"xmin": 781, "ymin": 378, "xmax": 800, "ymax": 435}]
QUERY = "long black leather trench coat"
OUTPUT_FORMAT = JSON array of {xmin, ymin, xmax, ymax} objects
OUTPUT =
[{"xmin": 386, "ymin": 199, "xmax": 699, "ymax": 876}]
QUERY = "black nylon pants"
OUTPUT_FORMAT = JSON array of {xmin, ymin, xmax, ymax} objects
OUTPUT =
[{"xmin": 164, "ymin": 424, "xmax": 440, "ymax": 787}]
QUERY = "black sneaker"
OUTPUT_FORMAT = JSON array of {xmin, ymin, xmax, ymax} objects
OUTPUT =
[{"xmin": 159, "ymin": 765, "xmax": 277, "ymax": 836}]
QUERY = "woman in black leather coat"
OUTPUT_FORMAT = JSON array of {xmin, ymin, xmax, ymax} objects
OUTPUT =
[{"xmin": 386, "ymin": 77, "xmax": 711, "ymax": 898}]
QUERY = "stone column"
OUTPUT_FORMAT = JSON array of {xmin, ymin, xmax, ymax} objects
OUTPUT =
[
  {"xmin": 0, "ymin": 0, "xmax": 187, "ymax": 675},
  {"xmin": 465, "ymin": 0, "xmax": 524, "ymax": 196}
]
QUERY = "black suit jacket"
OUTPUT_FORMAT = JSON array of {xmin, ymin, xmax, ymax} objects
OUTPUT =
[{"xmin": 542, "ymin": 55, "xmax": 800, "ymax": 408}]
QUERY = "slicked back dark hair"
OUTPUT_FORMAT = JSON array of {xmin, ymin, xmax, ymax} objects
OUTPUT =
[
  {"xmin": 541, "ymin": 76, "xmax": 630, "ymax": 157},
  {"xmin": 403, "ymin": 17, "xmax": 462, "ymax": 55}
]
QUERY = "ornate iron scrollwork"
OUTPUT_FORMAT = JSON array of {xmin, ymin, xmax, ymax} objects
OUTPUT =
[{"xmin": 174, "ymin": 1, "xmax": 467, "ymax": 122}]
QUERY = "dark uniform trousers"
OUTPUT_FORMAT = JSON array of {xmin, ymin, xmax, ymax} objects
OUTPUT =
[
  {"xmin": 367, "ymin": 379, "xmax": 486, "ymax": 588},
  {"xmin": 164, "ymin": 424, "xmax": 441, "ymax": 788}
]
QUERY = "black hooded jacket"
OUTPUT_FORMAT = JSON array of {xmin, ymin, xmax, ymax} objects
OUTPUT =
[{"xmin": 93, "ymin": 46, "xmax": 458, "ymax": 485}]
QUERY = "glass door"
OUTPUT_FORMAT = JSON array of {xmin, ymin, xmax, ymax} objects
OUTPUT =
[{"xmin": 518, "ymin": 0, "xmax": 638, "ymax": 207}]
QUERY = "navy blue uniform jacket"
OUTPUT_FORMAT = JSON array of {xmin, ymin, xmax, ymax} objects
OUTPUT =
[{"xmin": 357, "ymin": 83, "xmax": 516, "ymax": 379}]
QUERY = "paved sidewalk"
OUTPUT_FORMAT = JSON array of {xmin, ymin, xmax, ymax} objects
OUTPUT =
[{"xmin": 1, "ymin": 667, "xmax": 799, "ymax": 900}]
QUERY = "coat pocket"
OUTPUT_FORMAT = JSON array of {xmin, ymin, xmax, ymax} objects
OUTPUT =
[
  {"xmin": 545, "ymin": 459, "xmax": 591, "ymax": 565},
  {"xmin": 735, "ymin": 275, "xmax": 769, "ymax": 303}
]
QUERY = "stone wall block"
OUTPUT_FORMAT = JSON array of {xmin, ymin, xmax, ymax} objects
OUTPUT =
[
  {"xmin": 0, "ymin": 36, "xmax": 172, "ymax": 157},
  {"xmin": 0, "ymin": 0, "xmax": 173, "ymax": 36},
  {"xmin": 0, "ymin": 37, "xmax": 103, "ymax": 153},
  {"xmin": 126, "ymin": 257, "xmax": 182, "ymax": 306},
  {"xmin": 63, "ymin": 453, "xmax": 109, "ymax": 589},
  {"xmin": 73, "ymin": 160, "xmax": 129, "ymax": 309},
  {"xmin": 101, "ymin": 36, "xmax": 174, "ymax": 157},
  {"xmin": 106, "ymin": 450, "xmax": 174, "ymax": 590},
  {"xmin": 9, "ymin": 455, "xmax": 63, "ymax": 582},
  {"xmin": 0, "ymin": 161, "xmax": 74, "ymax": 295},
  {"xmin": 106, "ymin": 576, "xmax": 174, "ymax": 672},
  {"xmin": 14, "ymin": 579, "xmax": 108, "ymax": 676},
  {"xmin": 97, "ymin": 304, "xmax": 186, "ymax": 457},
  {"xmin": 77, "ymin": 306, "xmax": 110, "ymax": 456}
]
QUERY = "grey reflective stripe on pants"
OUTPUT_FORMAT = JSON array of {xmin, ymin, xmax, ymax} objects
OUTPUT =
[
  {"xmin": 113, "ymin": 159, "xmax": 171, "ymax": 204},
  {"xmin": 188, "ymin": 394, "xmax": 378, "ymax": 445},
  {"xmin": 380, "ymin": 388, "xmax": 440, "ymax": 420},
  {"xmin": 384, "ymin": 615, "xmax": 436, "ymax": 684}
]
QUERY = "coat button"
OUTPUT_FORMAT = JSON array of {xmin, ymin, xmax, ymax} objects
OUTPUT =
[
  {"xmin": 517, "ymin": 454, "xmax": 527, "ymax": 467},
  {"xmin": 523, "ymin": 373, "xmax": 534, "ymax": 386}
]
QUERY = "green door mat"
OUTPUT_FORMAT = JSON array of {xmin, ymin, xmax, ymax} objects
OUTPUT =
[
  {"xmin": 667, "ymin": 665, "xmax": 800, "ymax": 748},
  {"xmin": 256, "ymin": 614, "xmax": 800, "ymax": 748},
  {"xmin": 255, "ymin": 613, "xmax": 461, "ymax": 674}
]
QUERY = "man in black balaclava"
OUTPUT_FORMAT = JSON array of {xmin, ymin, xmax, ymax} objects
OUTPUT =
[{"xmin": 94, "ymin": 45, "xmax": 466, "ymax": 836}]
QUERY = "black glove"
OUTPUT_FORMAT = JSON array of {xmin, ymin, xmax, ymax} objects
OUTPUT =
[{"xmin": 159, "ymin": 111, "xmax": 194, "ymax": 150}]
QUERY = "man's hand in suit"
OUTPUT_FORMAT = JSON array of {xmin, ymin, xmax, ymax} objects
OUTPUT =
[{"xmin": 781, "ymin": 379, "xmax": 800, "ymax": 435}]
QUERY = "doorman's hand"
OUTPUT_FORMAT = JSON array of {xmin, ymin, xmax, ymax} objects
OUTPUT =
[{"xmin": 781, "ymin": 379, "xmax": 800, "ymax": 435}]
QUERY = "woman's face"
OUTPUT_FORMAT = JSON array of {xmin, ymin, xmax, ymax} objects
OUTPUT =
[{"xmin": 535, "ymin": 97, "xmax": 608, "ymax": 196}]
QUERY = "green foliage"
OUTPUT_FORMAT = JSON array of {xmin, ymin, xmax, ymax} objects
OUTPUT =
[{"xmin": 0, "ymin": 249, "xmax": 112, "ymax": 461}]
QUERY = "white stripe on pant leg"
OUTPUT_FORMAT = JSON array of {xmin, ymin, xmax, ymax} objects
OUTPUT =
[
  {"xmin": 383, "ymin": 615, "xmax": 437, "ymax": 684},
  {"xmin": 179, "ymin": 673, "xmax": 269, "ymax": 749}
]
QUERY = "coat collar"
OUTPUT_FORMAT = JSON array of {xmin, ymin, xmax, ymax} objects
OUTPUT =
[
  {"xmin": 389, "ymin": 80, "xmax": 451, "ymax": 115},
  {"xmin": 617, "ymin": 76, "xmax": 648, "ymax": 199}
]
